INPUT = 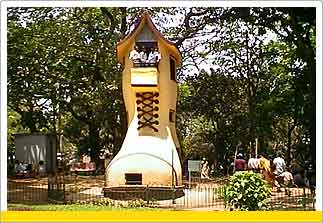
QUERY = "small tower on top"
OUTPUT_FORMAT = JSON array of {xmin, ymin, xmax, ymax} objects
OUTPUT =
[{"xmin": 106, "ymin": 11, "xmax": 183, "ymax": 192}]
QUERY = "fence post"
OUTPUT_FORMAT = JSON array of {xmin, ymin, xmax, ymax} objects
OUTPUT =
[
  {"xmin": 63, "ymin": 183, "xmax": 66, "ymax": 203},
  {"xmin": 146, "ymin": 185, "xmax": 149, "ymax": 205},
  {"xmin": 224, "ymin": 186, "xmax": 227, "ymax": 209},
  {"xmin": 172, "ymin": 187, "xmax": 176, "ymax": 205}
]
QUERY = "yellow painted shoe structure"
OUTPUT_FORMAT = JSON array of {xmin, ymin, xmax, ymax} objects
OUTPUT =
[{"xmin": 106, "ymin": 11, "xmax": 183, "ymax": 188}]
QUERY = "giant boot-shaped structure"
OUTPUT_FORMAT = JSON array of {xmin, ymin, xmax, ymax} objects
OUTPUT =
[{"xmin": 104, "ymin": 11, "xmax": 183, "ymax": 199}]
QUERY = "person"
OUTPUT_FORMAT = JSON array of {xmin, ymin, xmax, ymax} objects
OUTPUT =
[
  {"xmin": 82, "ymin": 154, "xmax": 91, "ymax": 164},
  {"xmin": 234, "ymin": 153, "xmax": 247, "ymax": 171},
  {"xmin": 139, "ymin": 46, "xmax": 148, "ymax": 65},
  {"xmin": 273, "ymin": 152, "xmax": 287, "ymax": 192},
  {"xmin": 278, "ymin": 170, "xmax": 293, "ymax": 184},
  {"xmin": 14, "ymin": 160, "xmax": 19, "ymax": 173},
  {"xmin": 289, "ymin": 158, "xmax": 301, "ymax": 176},
  {"xmin": 26, "ymin": 163, "xmax": 32, "ymax": 171},
  {"xmin": 248, "ymin": 155, "xmax": 260, "ymax": 172},
  {"xmin": 258, "ymin": 154, "xmax": 275, "ymax": 185},
  {"xmin": 16, "ymin": 161, "xmax": 26, "ymax": 173},
  {"xmin": 129, "ymin": 45, "xmax": 141, "ymax": 65},
  {"xmin": 38, "ymin": 160, "xmax": 46, "ymax": 177},
  {"xmin": 305, "ymin": 163, "xmax": 316, "ymax": 194},
  {"xmin": 276, "ymin": 168, "xmax": 294, "ymax": 195},
  {"xmin": 201, "ymin": 158, "xmax": 210, "ymax": 179},
  {"xmin": 293, "ymin": 168, "xmax": 306, "ymax": 187},
  {"xmin": 147, "ymin": 47, "xmax": 161, "ymax": 66},
  {"xmin": 273, "ymin": 152, "xmax": 286, "ymax": 176}
]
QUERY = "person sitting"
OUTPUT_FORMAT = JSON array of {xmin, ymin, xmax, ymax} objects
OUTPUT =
[
  {"xmin": 276, "ymin": 169, "xmax": 294, "ymax": 195},
  {"xmin": 276, "ymin": 170, "xmax": 293, "ymax": 186},
  {"xmin": 234, "ymin": 153, "xmax": 247, "ymax": 171},
  {"xmin": 14, "ymin": 160, "xmax": 20, "ymax": 173},
  {"xmin": 129, "ymin": 45, "xmax": 141, "ymax": 66},
  {"xmin": 26, "ymin": 163, "xmax": 32, "ymax": 172},
  {"xmin": 38, "ymin": 160, "xmax": 46, "ymax": 177},
  {"xmin": 147, "ymin": 47, "xmax": 161, "ymax": 66},
  {"xmin": 18, "ymin": 161, "xmax": 27, "ymax": 173}
]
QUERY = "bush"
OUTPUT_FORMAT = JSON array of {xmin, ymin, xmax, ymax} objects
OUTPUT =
[
  {"xmin": 126, "ymin": 199, "xmax": 146, "ymax": 208},
  {"xmin": 224, "ymin": 171, "xmax": 271, "ymax": 211},
  {"xmin": 65, "ymin": 198, "xmax": 149, "ymax": 208}
]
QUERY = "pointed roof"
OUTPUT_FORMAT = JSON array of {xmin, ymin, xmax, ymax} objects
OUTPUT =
[{"xmin": 117, "ymin": 11, "xmax": 181, "ymax": 66}]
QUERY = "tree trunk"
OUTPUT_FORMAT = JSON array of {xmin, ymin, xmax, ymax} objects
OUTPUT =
[
  {"xmin": 89, "ymin": 123, "xmax": 101, "ymax": 166},
  {"xmin": 119, "ymin": 7, "xmax": 127, "ymax": 39},
  {"xmin": 215, "ymin": 136, "xmax": 226, "ymax": 175},
  {"xmin": 287, "ymin": 120, "xmax": 296, "ymax": 165}
]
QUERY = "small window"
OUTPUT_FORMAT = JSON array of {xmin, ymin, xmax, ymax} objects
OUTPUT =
[
  {"xmin": 170, "ymin": 57, "xmax": 176, "ymax": 81},
  {"xmin": 169, "ymin": 109, "xmax": 175, "ymax": 123},
  {"xmin": 125, "ymin": 173, "xmax": 142, "ymax": 185},
  {"xmin": 132, "ymin": 42, "xmax": 159, "ymax": 68}
]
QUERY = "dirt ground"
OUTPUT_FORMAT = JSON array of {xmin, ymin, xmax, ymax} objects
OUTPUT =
[{"xmin": 7, "ymin": 175, "xmax": 315, "ymax": 210}]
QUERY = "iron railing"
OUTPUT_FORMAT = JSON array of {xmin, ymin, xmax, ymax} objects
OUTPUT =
[{"xmin": 7, "ymin": 175, "xmax": 316, "ymax": 210}]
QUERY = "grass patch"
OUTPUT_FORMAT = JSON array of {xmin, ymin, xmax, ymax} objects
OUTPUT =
[{"xmin": 8, "ymin": 203, "xmax": 169, "ymax": 211}]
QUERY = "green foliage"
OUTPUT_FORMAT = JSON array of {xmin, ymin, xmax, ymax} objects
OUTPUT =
[
  {"xmin": 7, "ymin": 7, "xmax": 315, "ymax": 168},
  {"xmin": 8, "ymin": 202, "xmax": 166, "ymax": 211},
  {"xmin": 224, "ymin": 171, "xmax": 271, "ymax": 211},
  {"xmin": 67, "ymin": 198, "xmax": 147, "ymax": 208},
  {"xmin": 175, "ymin": 7, "xmax": 315, "ymax": 167},
  {"xmin": 7, "ymin": 7, "xmax": 131, "ymax": 162},
  {"xmin": 125, "ymin": 199, "xmax": 147, "ymax": 208}
]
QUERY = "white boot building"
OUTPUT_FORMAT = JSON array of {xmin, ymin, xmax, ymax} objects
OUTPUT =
[{"xmin": 104, "ymin": 11, "xmax": 183, "ymax": 197}]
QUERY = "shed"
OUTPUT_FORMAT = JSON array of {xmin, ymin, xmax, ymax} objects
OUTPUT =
[{"xmin": 14, "ymin": 133, "xmax": 57, "ymax": 173}]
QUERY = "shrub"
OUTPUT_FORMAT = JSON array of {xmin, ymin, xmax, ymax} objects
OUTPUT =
[
  {"xmin": 224, "ymin": 171, "xmax": 271, "ymax": 211},
  {"xmin": 126, "ymin": 199, "xmax": 146, "ymax": 208}
]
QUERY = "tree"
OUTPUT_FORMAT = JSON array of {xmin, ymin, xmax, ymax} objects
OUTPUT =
[
  {"xmin": 8, "ymin": 7, "xmax": 315, "ymax": 169},
  {"xmin": 226, "ymin": 7, "xmax": 316, "ymax": 164},
  {"xmin": 7, "ymin": 7, "xmax": 128, "ymax": 164},
  {"xmin": 175, "ymin": 7, "xmax": 316, "ymax": 166},
  {"xmin": 177, "ymin": 69, "xmax": 247, "ymax": 172}
]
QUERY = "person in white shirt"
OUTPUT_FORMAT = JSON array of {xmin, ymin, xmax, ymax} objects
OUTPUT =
[
  {"xmin": 273, "ymin": 152, "xmax": 287, "ymax": 192},
  {"xmin": 248, "ymin": 155, "xmax": 260, "ymax": 172},
  {"xmin": 129, "ymin": 45, "xmax": 141, "ymax": 65},
  {"xmin": 273, "ymin": 152, "xmax": 286, "ymax": 176},
  {"xmin": 147, "ymin": 47, "xmax": 161, "ymax": 66},
  {"xmin": 139, "ymin": 46, "xmax": 148, "ymax": 65}
]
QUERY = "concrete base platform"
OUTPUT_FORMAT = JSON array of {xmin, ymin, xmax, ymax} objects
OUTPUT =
[{"xmin": 103, "ymin": 185, "xmax": 185, "ymax": 201}]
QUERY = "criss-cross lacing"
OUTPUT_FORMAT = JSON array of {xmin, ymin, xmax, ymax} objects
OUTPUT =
[{"xmin": 136, "ymin": 92, "xmax": 159, "ymax": 132}]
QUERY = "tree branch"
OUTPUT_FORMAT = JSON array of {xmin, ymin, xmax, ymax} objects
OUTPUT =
[{"xmin": 100, "ymin": 7, "xmax": 116, "ymax": 42}]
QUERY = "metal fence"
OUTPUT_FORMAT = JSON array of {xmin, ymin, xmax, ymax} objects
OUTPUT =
[{"xmin": 7, "ymin": 175, "xmax": 316, "ymax": 210}]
